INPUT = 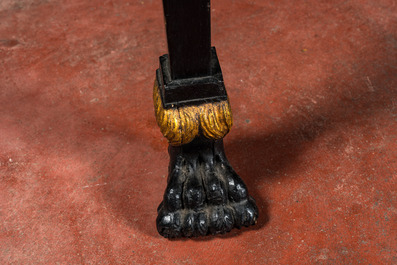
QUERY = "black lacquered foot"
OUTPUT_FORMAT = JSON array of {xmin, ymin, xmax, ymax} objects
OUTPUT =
[{"xmin": 156, "ymin": 138, "xmax": 258, "ymax": 238}]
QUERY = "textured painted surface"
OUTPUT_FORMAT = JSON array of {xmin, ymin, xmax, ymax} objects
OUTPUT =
[
  {"xmin": 0, "ymin": 0, "xmax": 396, "ymax": 264},
  {"xmin": 153, "ymin": 81, "xmax": 233, "ymax": 145}
]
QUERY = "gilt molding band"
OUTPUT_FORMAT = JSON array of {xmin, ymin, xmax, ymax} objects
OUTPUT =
[{"xmin": 153, "ymin": 80, "xmax": 233, "ymax": 146}]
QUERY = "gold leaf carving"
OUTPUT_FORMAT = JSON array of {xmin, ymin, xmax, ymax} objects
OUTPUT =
[{"xmin": 153, "ymin": 80, "xmax": 233, "ymax": 146}]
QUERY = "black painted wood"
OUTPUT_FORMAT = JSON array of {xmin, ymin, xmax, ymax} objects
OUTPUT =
[
  {"xmin": 156, "ymin": 47, "xmax": 227, "ymax": 108},
  {"xmin": 156, "ymin": 138, "xmax": 258, "ymax": 238},
  {"xmin": 162, "ymin": 0, "xmax": 211, "ymax": 80}
]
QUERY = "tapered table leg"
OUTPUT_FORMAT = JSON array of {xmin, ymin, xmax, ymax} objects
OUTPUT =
[{"xmin": 153, "ymin": 0, "xmax": 258, "ymax": 238}]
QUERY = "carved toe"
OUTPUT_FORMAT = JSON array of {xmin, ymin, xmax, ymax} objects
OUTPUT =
[
  {"xmin": 226, "ymin": 169, "xmax": 248, "ymax": 202},
  {"xmin": 183, "ymin": 173, "xmax": 205, "ymax": 209},
  {"xmin": 156, "ymin": 210, "xmax": 182, "ymax": 238}
]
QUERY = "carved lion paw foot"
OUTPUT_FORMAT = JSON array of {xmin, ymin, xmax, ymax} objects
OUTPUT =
[{"xmin": 156, "ymin": 139, "xmax": 258, "ymax": 238}]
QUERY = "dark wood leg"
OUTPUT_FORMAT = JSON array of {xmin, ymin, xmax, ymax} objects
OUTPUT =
[{"xmin": 153, "ymin": 0, "xmax": 258, "ymax": 238}]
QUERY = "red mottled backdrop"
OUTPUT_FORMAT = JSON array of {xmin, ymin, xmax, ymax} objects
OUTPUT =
[{"xmin": 0, "ymin": 0, "xmax": 396, "ymax": 264}]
